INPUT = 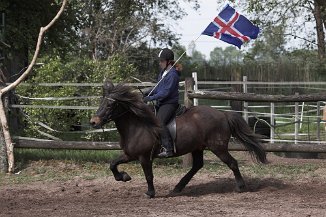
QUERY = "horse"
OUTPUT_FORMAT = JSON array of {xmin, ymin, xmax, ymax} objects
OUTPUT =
[{"xmin": 90, "ymin": 81, "xmax": 267, "ymax": 198}]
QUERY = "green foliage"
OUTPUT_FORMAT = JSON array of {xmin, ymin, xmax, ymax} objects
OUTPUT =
[
  {"xmin": 15, "ymin": 55, "xmax": 136, "ymax": 140},
  {"xmin": 1, "ymin": 0, "xmax": 80, "ymax": 55}
]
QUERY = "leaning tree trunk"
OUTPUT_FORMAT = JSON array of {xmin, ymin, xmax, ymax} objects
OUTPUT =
[
  {"xmin": 0, "ymin": 0, "xmax": 67, "ymax": 173},
  {"xmin": 0, "ymin": 124, "xmax": 6, "ymax": 173}
]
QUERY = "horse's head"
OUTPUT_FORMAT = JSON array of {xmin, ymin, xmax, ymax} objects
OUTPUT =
[{"xmin": 90, "ymin": 80, "xmax": 120, "ymax": 128}]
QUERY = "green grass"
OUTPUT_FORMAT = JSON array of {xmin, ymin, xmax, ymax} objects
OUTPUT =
[
  {"xmin": 14, "ymin": 149, "xmax": 122, "ymax": 165},
  {"xmin": 0, "ymin": 159, "xmax": 111, "ymax": 185},
  {"xmin": 1, "ymin": 147, "xmax": 325, "ymax": 187}
]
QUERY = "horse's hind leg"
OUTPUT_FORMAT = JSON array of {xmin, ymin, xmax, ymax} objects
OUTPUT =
[
  {"xmin": 173, "ymin": 150, "xmax": 204, "ymax": 193},
  {"xmin": 110, "ymin": 153, "xmax": 133, "ymax": 182},
  {"xmin": 210, "ymin": 148, "xmax": 246, "ymax": 192}
]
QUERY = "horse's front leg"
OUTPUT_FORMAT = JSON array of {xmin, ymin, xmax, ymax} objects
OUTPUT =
[
  {"xmin": 110, "ymin": 153, "xmax": 133, "ymax": 182},
  {"xmin": 139, "ymin": 155, "xmax": 155, "ymax": 198}
]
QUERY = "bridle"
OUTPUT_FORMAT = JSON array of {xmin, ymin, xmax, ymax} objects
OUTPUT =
[{"xmin": 102, "ymin": 97, "xmax": 129, "ymax": 123}]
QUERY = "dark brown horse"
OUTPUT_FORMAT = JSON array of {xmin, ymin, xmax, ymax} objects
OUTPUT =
[{"xmin": 90, "ymin": 81, "xmax": 267, "ymax": 198}]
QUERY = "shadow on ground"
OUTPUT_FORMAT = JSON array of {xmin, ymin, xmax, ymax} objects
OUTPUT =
[{"xmin": 166, "ymin": 177, "xmax": 288, "ymax": 197}]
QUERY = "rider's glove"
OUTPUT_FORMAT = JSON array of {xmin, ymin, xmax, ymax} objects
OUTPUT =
[{"xmin": 143, "ymin": 96, "xmax": 151, "ymax": 103}]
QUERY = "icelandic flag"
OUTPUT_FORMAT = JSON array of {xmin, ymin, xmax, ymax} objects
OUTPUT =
[{"xmin": 202, "ymin": 4, "xmax": 260, "ymax": 49}]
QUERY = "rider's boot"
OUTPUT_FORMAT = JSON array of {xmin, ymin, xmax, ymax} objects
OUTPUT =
[{"xmin": 158, "ymin": 127, "xmax": 174, "ymax": 158}]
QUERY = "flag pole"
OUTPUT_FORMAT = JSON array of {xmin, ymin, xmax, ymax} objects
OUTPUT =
[
  {"xmin": 147, "ymin": 34, "xmax": 202, "ymax": 96},
  {"xmin": 171, "ymin": 34, "xmax": 202, "ymax": 69}
]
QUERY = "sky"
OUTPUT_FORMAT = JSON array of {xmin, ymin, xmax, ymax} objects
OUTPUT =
[
  {"xmin": 176, "ymin": 0, "xmax": 233, "ymax": 59},
  {"xmin": 175, "ymin": 0, "xmax": 316, "ymax": 59}
]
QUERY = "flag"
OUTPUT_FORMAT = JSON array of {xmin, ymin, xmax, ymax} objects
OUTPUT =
[{"xmin": 202, "ymin": 4, "xmax": 260, "ymax": 49}]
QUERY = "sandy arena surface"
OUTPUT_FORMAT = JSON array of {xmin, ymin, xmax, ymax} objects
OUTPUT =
[{"xmin": 1, "ymin": 153, "xmax": 326, "ymax": 217}]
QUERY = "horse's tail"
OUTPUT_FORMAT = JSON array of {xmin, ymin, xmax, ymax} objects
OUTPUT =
[{"xmin": 225, "ymin": 111, "xmax": 267, "ymax": 164}]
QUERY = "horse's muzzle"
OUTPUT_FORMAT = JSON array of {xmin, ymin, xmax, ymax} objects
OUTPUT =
[{"xmin": 90, "ymin": 116, "xmax": 102, "ymax": 129}]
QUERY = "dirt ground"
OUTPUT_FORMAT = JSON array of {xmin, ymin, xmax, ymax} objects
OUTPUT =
[{"xmin": 1, "ymin": 153, "xmax": 326, "ymax": 217}]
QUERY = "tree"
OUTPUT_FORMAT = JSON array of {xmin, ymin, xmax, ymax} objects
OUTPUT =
[
  {"xmin": 1, "ymin": 0, "xmax": 200, "ymax": 76},
  {"xmin": 242, "ymin": 0, "xmax": 326, "ymax": 60},
  {"xmin": 0, "ymin": 0, "xmax": 80, "ymax": 80},
  {"xmin": 188, "ymin": 41, "xmax": 207, "ymax": 71},
  {"xmin": 222, "ymin": 46, "xmax": 244, "ymax": 64},
  {"xmin": 244, "ymin": 24, "xmax": 287, "ymax": 62},
  {"xmin": 209, "ymin": 47, "xmax": 224, "ymax": 67},
  {"xmin": 79, "ymin": 0, "xmax": 199, "ymax": 60}
]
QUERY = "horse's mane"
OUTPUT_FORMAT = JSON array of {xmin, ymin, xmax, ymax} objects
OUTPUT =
[{"xmin": 109, "ymin": 83, "xmax": 161, "ymax": 137}]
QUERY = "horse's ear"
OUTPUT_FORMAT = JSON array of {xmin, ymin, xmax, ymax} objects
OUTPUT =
[{"xmin": 103, "ymin": 80, "xmax": 114, "ymax": 95}]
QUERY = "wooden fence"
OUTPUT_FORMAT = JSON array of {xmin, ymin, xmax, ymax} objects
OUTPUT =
[
  {"xmin": 10, "ymin": 78, "xmax": 326, "ymax": 150},
  {"xmin": 1, "ymin": 77, "xmax": 326, "ymax": 171}
]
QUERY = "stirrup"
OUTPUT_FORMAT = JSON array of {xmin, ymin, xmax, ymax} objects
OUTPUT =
[{"xmin": 158, "ymin": 148, "xmax": 174, "ymax": 158}]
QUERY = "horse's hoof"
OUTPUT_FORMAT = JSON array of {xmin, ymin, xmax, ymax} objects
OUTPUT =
[
  {"xmin": 114, "ymin": 174, "xmax": 123, "ymax": 181},
  {"xmin": 144, "ymin": 191, "xmax": 155, "ymax": 199},
  {"xmin": 121, "ymin": 172, "xmax": 131, "ymax": 182}
]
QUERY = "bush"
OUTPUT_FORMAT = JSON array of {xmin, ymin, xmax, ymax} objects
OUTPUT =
[{"xmin": 14, "ymin": 55, "xmax": 136, "ymax": 141}]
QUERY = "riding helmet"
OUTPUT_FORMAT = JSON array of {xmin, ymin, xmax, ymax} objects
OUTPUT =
[{"xmin": 158, "ymin": 48, "xmax": 174, "ymax": 61}]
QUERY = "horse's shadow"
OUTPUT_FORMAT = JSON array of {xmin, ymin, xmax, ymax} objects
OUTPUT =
[{"xmin": 165, "ymin": 177, "xmax": 288, "ymax": 198}]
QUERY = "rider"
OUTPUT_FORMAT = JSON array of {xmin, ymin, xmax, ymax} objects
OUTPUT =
[{"xmin": 143, "ymin": 48, "xmax": 180, "ymax": 157}]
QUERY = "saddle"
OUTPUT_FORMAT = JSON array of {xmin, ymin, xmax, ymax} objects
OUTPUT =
[{"xmin": 166, "ymin": 104, "xmax": 187, "ymax": 145}]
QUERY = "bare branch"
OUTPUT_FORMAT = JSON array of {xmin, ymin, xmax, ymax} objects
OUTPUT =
[
  {"xmin": 282, "ymin": 33, "xmax": 318, "ymax": 45},
  {"xmin": 0, "ymin": 40, "xmax": 10, "ymax": 48},
  {"xmin": 0, "ymin": 0, "xmax": 68, "ymax": 173},
  {"xmin": 0, "ymin": 0, "xmax": 67, "ymax": 94}
]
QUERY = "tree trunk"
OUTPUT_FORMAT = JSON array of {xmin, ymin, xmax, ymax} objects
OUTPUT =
[
  {"xmin": 314, "ymin": 0, "xmax": 326, "ymax": 60},
  {"xmin": 0, "ymin": 124, "xmax": 7, "ymax": 173},
  {"xmin": 0, "ymin": 85, "xmax": 8, "ymax": 172},
  {"xmin": 315, "ymin": 0, "xmax": 326, "ymax": 29},
  {"xmin": 0, "ymin": 97, "xmax": 14, "ymax": 173}
]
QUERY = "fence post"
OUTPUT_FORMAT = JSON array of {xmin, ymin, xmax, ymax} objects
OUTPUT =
[
  {"xmin": 192, "ymin": 72, "xmax": 198, "ymax": 106},
  {"xmin": 230, "ymin": 66, "xmax": 243, "ymax": 113},
  {"xmin": 270, "ymin": 102, "xmax": 275, "ymax": 143},
  {"xmin": 183, "ymin": 77, "xmax": 194, "ymax": 168},
  {"xmin": 300, "ymin": 102, "xmax": 305, "ymax": 129},
  {"xmin": 243, "ymin": 76, "xmax": 248, "ymax": 123},
  {"xmin": 295, "ymin": 92, "xmax": 299, "ymax": 145},
  {"xmin": 317, "ymin": 101, "xmax": 321, "ymax": 141}
]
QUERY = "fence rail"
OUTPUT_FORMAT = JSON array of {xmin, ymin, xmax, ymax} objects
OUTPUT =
[
  {"xmin": 14, "ymin": 138, "xmax": 326, "ymax": 153},
  {"xmin": 188, "ymin": 91, "xmax": 326, "ymax": 102}
]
